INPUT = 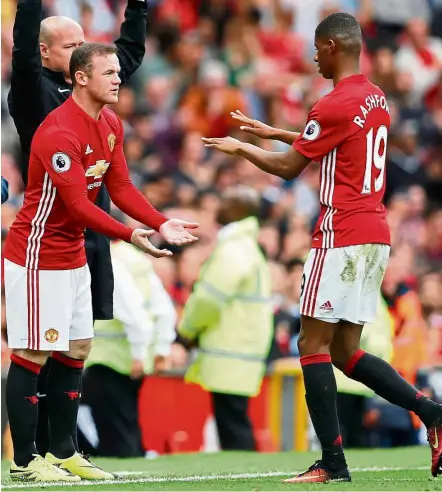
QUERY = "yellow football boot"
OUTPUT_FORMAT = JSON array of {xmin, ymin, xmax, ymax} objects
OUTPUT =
[
  {"xmin": 10, "ymin": 454, "xmax": 81, "ymax": 482},
  {"xmin": 46, "ymin": 452, "xmax": 115, "ymax": 480}
]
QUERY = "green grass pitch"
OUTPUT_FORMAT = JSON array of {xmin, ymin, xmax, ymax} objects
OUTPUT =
[{"xmin": 1, "ymin": 447, "xmax": 440, "ymax": 490}]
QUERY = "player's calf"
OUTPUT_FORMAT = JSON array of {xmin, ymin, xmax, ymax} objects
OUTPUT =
[
  {"xmin": 298, "ymin": 317, "xmax": 347, "ymax": 472},
  {"xmin": 44, "ymin": 338, "xmax": 114, "ymax": 480},
  {"xmin": 46, "ymin": 351, "xmax": 86, "ymax": 459},
  {"xmin": 6, "ymin": 351, "xmax": 47, "ymax": 467}
]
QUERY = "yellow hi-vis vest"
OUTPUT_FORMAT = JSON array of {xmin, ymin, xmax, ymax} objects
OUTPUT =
[{"xmin": 178, "ymin": 217, "xmax": 273, "ymax": 397}]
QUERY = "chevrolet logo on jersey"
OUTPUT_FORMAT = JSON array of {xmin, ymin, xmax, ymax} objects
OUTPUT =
[{"xmin": 85, "ymin": 160, "xmax": 110, "ymax": 179}]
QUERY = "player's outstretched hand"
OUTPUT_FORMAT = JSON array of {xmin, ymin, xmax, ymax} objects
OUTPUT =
[
  {"xmin": 231, "ymin": 110, "xmax": 276, "ymax": 139},
  {"xmin": 131, "ymin": 229, "xmax": 173, "ymax": 258},
  {"xmin": 202, "ymin": 136, "xmax": 242, "ymax": 155},
  {"xmin": 159, "ymin": 218, "xmax": 199, "ymax": 246}
]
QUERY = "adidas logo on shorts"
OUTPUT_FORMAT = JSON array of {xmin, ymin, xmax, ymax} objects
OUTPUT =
[{"xmin": 320, "ymin": 301, "xmax": 333, "ymax": 312}]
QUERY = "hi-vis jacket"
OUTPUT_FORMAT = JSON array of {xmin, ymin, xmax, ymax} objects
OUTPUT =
[
  {"xmin": 88, "ymin": 241, "xmax": 177, "ymax": 375},
  {"xmin": 178, "ymin": 217, "xmax": 273, "ymax": 397}
]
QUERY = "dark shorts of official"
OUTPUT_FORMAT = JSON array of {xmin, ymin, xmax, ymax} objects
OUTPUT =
[{"xmin": 85, "ymin": 229, "xmax": 114, "ymax": 321}]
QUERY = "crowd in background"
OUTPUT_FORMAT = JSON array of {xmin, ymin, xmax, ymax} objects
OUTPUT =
[{"xmin": 1, "ymin": 0, "xmax": 442, "ymax": 443}]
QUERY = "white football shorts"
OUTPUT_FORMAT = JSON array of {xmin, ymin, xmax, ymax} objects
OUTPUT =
[
  {"xmin": 300, "ymin": 244, "xmax": 390, "ymax": 325},
  {"xmin": 4, "ymin": 259, "xmax": 94, "ymax": 351}
]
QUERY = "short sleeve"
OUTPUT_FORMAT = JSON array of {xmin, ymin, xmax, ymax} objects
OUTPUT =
[
  {"xmin": 36, "ymin": 129, "xmax": 84, "ymax": 189},
  {"xmin": 293, "ymin": 99, "xmax": 356, "ymax": 162}
]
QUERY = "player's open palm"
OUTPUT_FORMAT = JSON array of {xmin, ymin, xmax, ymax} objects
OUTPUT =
[
  {"xmin": 159, "ymin": 218, "xmax": 199, "ymax": 245},
  {"xmin": 231, "ymin": 110, "xmax": 276, "ymax": 139},
  {"xmin": 201, "ymin": 136, "xmax": 242, "ymax": 155},
  {"xmin": 131, "ymin": 229, "xmax": 173, "ymax": 258}
]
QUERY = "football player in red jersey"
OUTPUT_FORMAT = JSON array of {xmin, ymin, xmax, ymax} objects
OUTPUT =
[
  {"xmin": 203, "ymin": 13, "xmax": 442, "ymax": 484},
  {"xmin": 3, "ymin": 43, "xmax": 198, "ymax": 482}
]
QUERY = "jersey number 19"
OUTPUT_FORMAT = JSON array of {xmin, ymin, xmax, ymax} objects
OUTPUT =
[{"xmin": 361, "ymin": 125, "xmax": 388, "ymax": 195}]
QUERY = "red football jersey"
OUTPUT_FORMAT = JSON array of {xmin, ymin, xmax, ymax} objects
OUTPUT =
[
  {"xmin": 4, "ymin": 97, "xmax": 166, "ymax": 270},
  {"xmin": 294, "ymin": 74, "xmax": 391, "ymax": 248}
]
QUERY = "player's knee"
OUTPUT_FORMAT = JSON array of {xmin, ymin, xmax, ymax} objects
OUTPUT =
[
  {"xmin": 330, "ymin": 346, "xmax": 359, "ymax": 372},
  {"xmin": 297, "ymin": 317, "xmax": 335, "ymax": 356},
  {"xmin": 297, "ymin": 330, "xmax": 333, "ymax": 356},
  {"xmin": 67, "ymin": 338, "xmax": 92, "ymax": 360},
  {"xmin": 12, "ymin": 348, "xmax": 48, "ymax": 367}
]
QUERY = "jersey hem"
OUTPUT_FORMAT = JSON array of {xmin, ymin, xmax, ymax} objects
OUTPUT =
[
  {"xmin": 3, "ymin": 254, "xmax": 87, "ymax": 271},
  {"xmin": 310, "ymin": 240, "xmax": 391, "ymax": 249}
]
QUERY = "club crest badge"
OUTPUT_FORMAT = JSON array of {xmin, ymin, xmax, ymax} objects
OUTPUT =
[{"xmin": 108, "ymin": 133, "xmax": 116, "ymax": 152}]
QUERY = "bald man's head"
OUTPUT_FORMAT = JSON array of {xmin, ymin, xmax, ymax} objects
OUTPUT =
[
  {"xmin": 216, "ymin": 185, "xmax": 260, "ymax": 226},
  {"xmin": 39, "ymin": 16, "xmax": 85, "ymax": 80}
]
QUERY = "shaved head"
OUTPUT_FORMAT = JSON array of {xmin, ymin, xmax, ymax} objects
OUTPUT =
[
  {"xmin": 39, "ymin": 16, "xmax": 85, "ymax": 80},
  {"xmin": 40, "ymin": 16, "xmax": 83, "ymax": 46}
]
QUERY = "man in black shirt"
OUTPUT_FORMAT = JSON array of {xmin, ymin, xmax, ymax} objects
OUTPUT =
[{"xmin": 8, "ymin": 0, "xmax": 149, "ymax": 476}]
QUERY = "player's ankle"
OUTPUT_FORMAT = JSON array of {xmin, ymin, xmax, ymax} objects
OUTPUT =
[
  {"xmin": 321, "ymin": 451, "xmax": 347, "ymax": 472},
  {"xmin": 415, "ymin": 396, "xmax": 442, "ymax": 428},
  {"xmin": 48, "ymin": 444, "xmax": 76, "ymax": 460},
  {"xmin": 14, "ymin": 451, "xmax": 36, "ymax": 467}
]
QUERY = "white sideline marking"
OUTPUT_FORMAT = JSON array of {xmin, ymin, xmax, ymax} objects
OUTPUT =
[
  {"xmin": 113, "ymin": 471, "xmax": 144, "ymax": 476},
  {"xmin": 1, "ymin": 466, "xmax": 429, "ymax": 488}
]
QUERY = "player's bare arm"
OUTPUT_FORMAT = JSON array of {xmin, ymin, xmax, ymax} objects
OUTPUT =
[
  {"xmin": 202, "ymin": 137, "xmax": 310, "ymax": 181},
  {"xmin": 231, "ymin": 110, "xmax": 301, "ymax": 145}
]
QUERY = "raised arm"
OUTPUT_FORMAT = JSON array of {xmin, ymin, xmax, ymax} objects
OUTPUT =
[
  {"xmin": 10, "ymin": 0, "xmax": 43, "ymax": 128},
  {"xmin": 114, "ymin": 0, "xmax": 148, "ymax": 84},
  {"xmin": 202, "ymin": 137, "xmax": 310, "ymax": 181}
]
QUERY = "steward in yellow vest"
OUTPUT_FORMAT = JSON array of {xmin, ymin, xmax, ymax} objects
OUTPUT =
[{"xmin": 178, "ymin": 186, "xmax": 273, "ymax": 450}]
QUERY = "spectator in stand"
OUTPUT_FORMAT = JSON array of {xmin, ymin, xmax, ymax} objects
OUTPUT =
[
  {"xmin": 395, "ymin": 18, "xmax": 442, "ymax": 104},
  {"xmin": 368, "ymin": 0, "xmax": 431, "ymax": 50},
  {"xmin": 179, "ymin": 59, "xmax": 247, "ymax": 137}
]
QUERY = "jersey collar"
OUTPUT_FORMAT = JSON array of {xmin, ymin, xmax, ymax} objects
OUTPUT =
[
  {"xmin": 336, "ymin": 73, "xmax": 367, "ymax": 88},
  {"xmin": 65, "ymin": 95, "xmax": 103, "ymax": 123}
]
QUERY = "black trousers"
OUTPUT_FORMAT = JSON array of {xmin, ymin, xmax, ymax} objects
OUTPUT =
[
  {"xmin": 211, "ymin": 392, "xmax": 256, "ymax": 451},
  {"xmin": 77, "ymin": 365, "xmax": 144, "ymax": 457},
  {"xmin": 336, "ymin": 392, "xmax": 367, "ymax": 448}
]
